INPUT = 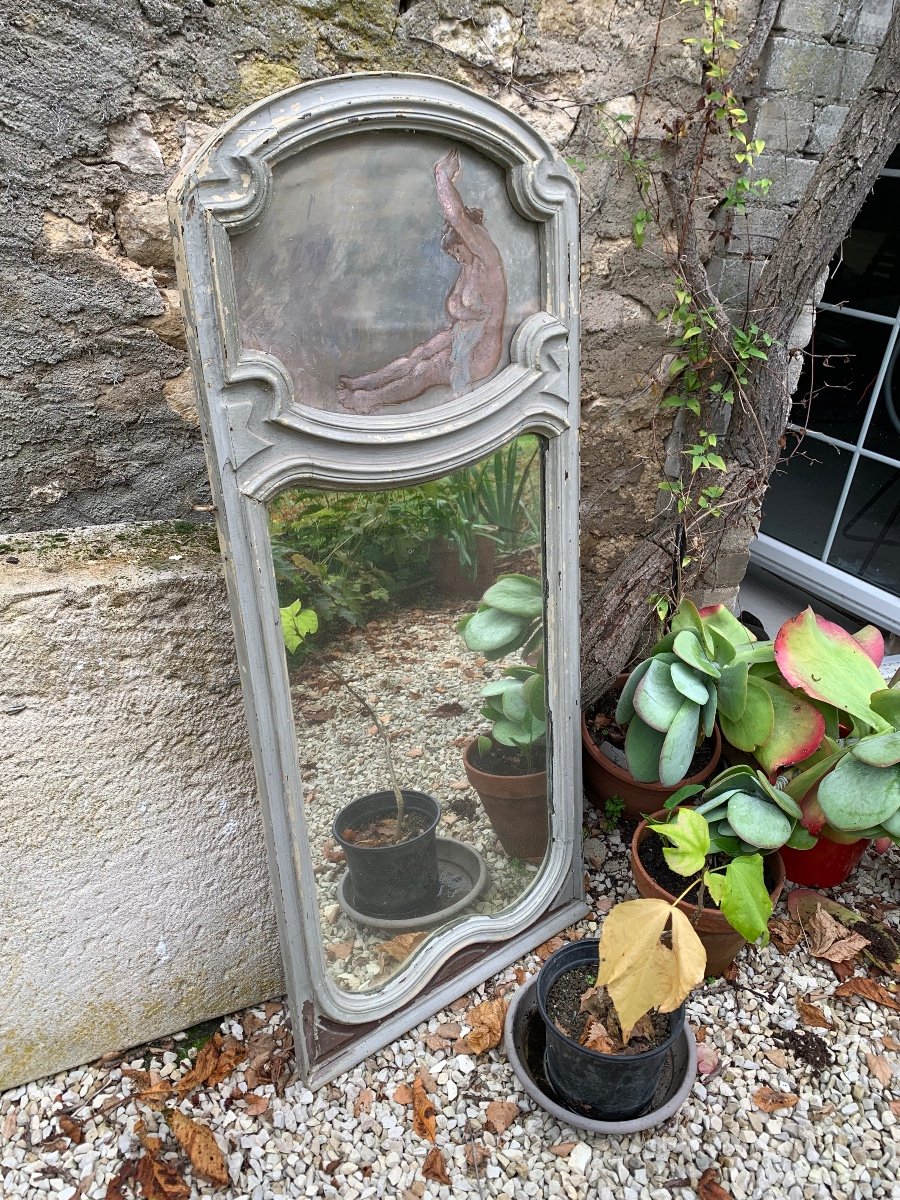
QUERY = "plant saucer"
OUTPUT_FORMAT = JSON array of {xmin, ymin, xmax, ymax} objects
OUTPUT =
[
  {"xmin": 504, "ymin": 975, "xmax": 697, "ymax": 1133},
  {"xmin": 337, "ymin": 837, "xmax": 489, "ymax": 930}
]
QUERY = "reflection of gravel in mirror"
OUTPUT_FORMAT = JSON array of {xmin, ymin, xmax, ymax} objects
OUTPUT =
[{"xmin": 289, "ymin": 603, "xmax": 545, "ymax": 993}]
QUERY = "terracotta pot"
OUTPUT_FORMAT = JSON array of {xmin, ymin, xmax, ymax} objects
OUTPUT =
[
  {"xmin": 630, "ymin": 812, "xmax": 786, "ymax": 976},
  {"xmin": 431, "ymin": 535, "xmax": 497, "ymax": 600},
  {"xmin": 780, "ymin": 834, "xmax": 870, "ymax": 888},
  {"xmin": 582, "ymin": 676, "xmax": 723, "ymax": 821},
  {"xmin": 462, "ymin": 739, "xmax": 548, "ymax": 864}
]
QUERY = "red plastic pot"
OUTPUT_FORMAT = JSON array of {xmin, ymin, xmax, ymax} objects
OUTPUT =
[{"xmin": 780, "ymin": 834, "xmax": 870, "ymax": 888}]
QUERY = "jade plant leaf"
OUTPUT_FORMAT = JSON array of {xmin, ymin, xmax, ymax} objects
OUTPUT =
[
  {"xmin": 852, "ymin": 730, "xmax": 900, "ymax": 768},
  {"xmin": 751, "ymin": 770, "xmax": 803, "ymax": 821},
  {"xmin": 716, "ymin": 661, "xmax": 749, "ymax": 722},
  {"xmin": 625, "ymin": 718, "xmax": 666, "ymax": 782},
  {"xmin": 752, "ymin": 677, "xmax": 826, "ymax": 775},
  {"xmin": 615, "ymin": 658, "xmax": 653, "ymax": 726},
  {"xmin": 818, "ymin": 755, "xmax": 900, "ymax": 831},
  {"xmin": 707, "ymin": 627, "xmax": 737, "ymax": 664},
  {"xmin": 480, "ymin": 574, "xmax": 543, "ymax": 619},
  {"xmin": 670, "ymin": 661, "xmax": 709, "ymax": 705},
  {"xmin": 718, "ymin": 676, "xmax": 775, "ymax": 751},
  {"xmin": 461, "ymin": 607, "xmax": 526, "ymax": 655},
  {"xmin": 648, "ymin": 807, "xmax": 710, "ymax": 875},
  {"xmin": 726, "ymin": 792, "xmax": 793, "ymax": 849},
  {"xmin": 708, "ymin": 830, "xmax": 743, "ymax": 857},
  {"xmin": 870, "ymin": 688, "xmax": 900, "ymax": 727},
  {"xmin": 672, "ymin": 599, "xmax": 715, "ymax": 655},
  {"xmin": 662, "ymin": 782, "xmax": 705, "ymax": 810},
  {"xmin": 718, "ymin": 854, "xmax": 772, "ymax": 943},
  {"xmin": 634, "ymin": 660, "xmax": 685, "ymax": 731},
  {"xmin": 501, "ymin": 684, "xmax": 529, "ymax": 724},
  {"xmin": 786, "ymin": 825, "xmax": 817, "ymax": 849},
  {"xmin": 698, "ymin": 603, "xmax": 755, "ymax": 649},
  {"xmin": 673, "ymin": 630, "xmax": 721, "ymax": 679},
  {"xmin": 774, "ymin": 608, "xmax": 887, "ymax": 730},
  {"xmin": 659, "ymin": 699, "xmax": 701, "ymax": 786},
  {"xmin": 701, "ymin": 689, "xmax": 717, "ymax": 738}
]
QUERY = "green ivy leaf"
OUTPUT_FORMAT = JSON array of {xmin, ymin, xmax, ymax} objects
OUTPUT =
[
  {"xmin": 648, "ymin": 808, "xmax": 710, "ymax": 876},
  {"xmin": 718, "ymin": 855, "xmax": 772, "ymax": 943}
]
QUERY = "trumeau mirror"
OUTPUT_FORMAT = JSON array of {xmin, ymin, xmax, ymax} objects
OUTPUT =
[{"xmin": 169, "ymin": 74, "xmax": 585, "ymax": 1087}]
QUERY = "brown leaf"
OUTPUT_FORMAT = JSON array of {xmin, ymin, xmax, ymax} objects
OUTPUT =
[
  {"xmin": 243, "ymin": 1093, "xmax": 270, "ymax": 1116},
  {"xmin": 763, "ymin": 1049, "xmax": 787, "ymax": 1069},
  {"xmin": 806, "ymin": 907, "xmax": 869, "ymax": 963},
  {"xmin": 58, "ymin": 1115, "xmax": 84, "ymax": 1143},
  {"xmin": 122, "ymin": 1068, "xmax": 153, "ymax": 1091},
  {"xmin": 136, "ymin": 1080, "xmax": 174, "ymax": 1111},
  {"xmin": 435, "ymin": 1022, "xmax": 461, "ymax": 1039},
  {"xmin": 834, "ymin": 978, "xmax": 900, "ymax": 1011},
  {"xmin": 722, "ymin": 961, "xmax": 739, "ymax": 982},
  {"xmin": 535, "ymin": 936, "xmax": 566, "ymax": 961},
  {"xmin": 353, "ymin": 1088, "xmax": 375, "ymax": 1116},
  {"xmin": 768, "ymin": 918, "xmax": 803, "ymax": 954},
  {"xmin": 133, "ymin": 1121, "xmax": 190, "ymax": 1200},
  {"xmin": 697, "ymin": 1166, "xmax": 733, "ymax": 1199},
  {"xmin": 796, "ymin": 999, "xmax": 833, "ymax": 1030},
  {"xmin": 694, "ymin": 1024, "xmax": 708, "ymax": 1043},
  {"xmin": 464, "ymin": 997, "xmax": 508, "ymax": 1055},
  {"xmin": 465, "ymin": 1142, "xmax": 489, "ymax": 1172},
  {"xmin": 175, "ymin": 1032, "xmax": 247, "ymax": 1096},
  {"xmin": 322, "ymin": 840, "xmax": 345, "ymax": 864},
  {"xmin": 412, "ymin": 1077, "xmax": 437, "ymax": 1142},
  {"xmin": 326, "ymin": 941, "xmax": 354, "ymax": 961},
  {"xmin": 752, "ymin": 1087, "xmax": 799, "ymax": 1113},
  {"xmin": 105, "ymin": 1162, "xmax": 137, "ymax": 1200},
  {"xmin": 891, "ymin": 1099, "xmax": 900, "ymax": 1117},
  {"xmin": 417, "ymin": 1066, "xmax": 437, "ymax": 1093},
  {"xmin": 865, "ymin": 1053, "xmax": 894, "ymax": 1086},
  {"xmin": 422, "ymin": 1147, "xmax": 451, "ymax": 1184},
  {"xmin": 263, "ymin": 1001, "xmax": 282, "ymax": 1019},
  {"xmin": 431, "ymin": 701, "xmax": 466, "ymax": 717},
  {"xmin": 548, "ymin": 1142, "xmax": 578, "ymax": 1156},
  {"xmin": 168, "ymin": 1110, "xmax": 228, "ymax": 1186},
  {"xmin": 394, "ymin": 1083, "xmax": 413, "ymax": 1105},
  {"xmin": 579, "ymin": 1020, "xmax": 617, "ymax": 1054},
  {"xmin": 421, "ymin": 1034, "xmax": 446, "ymax": 1052},
  {"xmin": 3, "ymin": 1109, "xmax": 16, "ymax": 1140},
  {"xmin": 376, "ymin": 932, "xmax": 427, "ymax": 964},
  {"xmin": 884, "ymin": 1035, "xmax": 900, "ymax": 1052},
  {"xmin": 485, "ymin": 1100, "xmax": 519, "ymax": 1134}
]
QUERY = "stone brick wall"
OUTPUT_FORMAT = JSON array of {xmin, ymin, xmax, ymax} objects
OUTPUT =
[{"xmin": 1, "ymin": 0, "xmax": 892, "ymax": 1086}]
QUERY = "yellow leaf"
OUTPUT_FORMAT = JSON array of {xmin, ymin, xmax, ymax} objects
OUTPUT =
[
  {"xmin": 658, "ymin": 906, "xmax": 707, "ymax": 1012},
  {"xmin": 597, "ymin": 899, "xmax": 672, "ymax": 991}
]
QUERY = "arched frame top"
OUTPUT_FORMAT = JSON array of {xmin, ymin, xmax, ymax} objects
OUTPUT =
[{"xmin": 169, "ymin": 73, "xmax": 585, "ymax": 1087}]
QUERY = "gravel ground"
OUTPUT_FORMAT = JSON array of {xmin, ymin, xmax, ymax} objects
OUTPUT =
[{"xmin": 2, "ymin": 821, "xmax": 898, "ymax": 1200}]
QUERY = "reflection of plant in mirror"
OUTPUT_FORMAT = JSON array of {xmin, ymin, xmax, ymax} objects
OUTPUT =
[
  {"xmin": 459, "ymin": 574, "xmax": 545, "ymax": 770},
  {"xmin": 279, "ymin": 598, "xmax": 410, "ymax": 840},
  {"xmin": 475, "ymin": 439, "xmax": 540, "ymax": 552}
]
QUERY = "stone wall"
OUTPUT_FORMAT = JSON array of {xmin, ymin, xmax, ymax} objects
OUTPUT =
[{"xmin": 1, "ymin": 0, "xmax": 892, "ymax": 1086}]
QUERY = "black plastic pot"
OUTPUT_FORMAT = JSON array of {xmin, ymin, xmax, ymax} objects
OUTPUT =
[
  {"xmin": 535, "ymin": 940, "xmax": 686, "ymax": 1120},
  {"xmin": 333, "ymin": 790, "xmax": 441, "ymax": 920}
]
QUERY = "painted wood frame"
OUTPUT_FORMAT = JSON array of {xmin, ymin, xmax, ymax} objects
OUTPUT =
[{"xmin": 168, "ymin": 72, "xmax": 585, "ymax": 1087}]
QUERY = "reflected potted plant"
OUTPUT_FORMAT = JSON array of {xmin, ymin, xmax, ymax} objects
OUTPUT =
[
  {"xmin": 531, "ymin": 889, "xmax": 706, "ymax": 1121},
  {"xmin": 630, "ymin": 764, "xmax": 810, "ymax": 973},
  {"xmin": 281, "ymin": 600, "xmax": 441, "ymax": 920},
  {"xmin": 459, "ymin": 575, "xmax": 548, "ymax": 864},
  {"xmin": 773, "ymin": 609, "xmax": 900, "ymax": 886},
  {"xmin": 582, "ymin": 601, "xmax": 823, "ymax": 821}
]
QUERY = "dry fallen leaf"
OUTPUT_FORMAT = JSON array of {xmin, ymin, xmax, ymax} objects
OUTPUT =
[
  {"xmin": 436, "ymin": 1022, "xmax": 461, "ymax": 1039},
  {"xmin": 865, "ymin": 1053, "xmax": 894, "ymax": 1086},
  {"xmin": 806, "ymin": 907, "xmax": 869, "ymax": 963},
  {"xmin": 326, "ymin": 941, "xmax": 354, "ymax": 961},
  {"xmin": 464, "ymin": 997, "xmax": 508, "ymax": 1055},
  {"xmin": 322, "ymin": 840, "xmax": 345, "ymax": 864},
  {"xmin": 891, "ymin": 1099, "xmax": 900, "ymax": 1117},
  {"xmin": 134, "ymin": 1120, "xmax": 190, "ymax": 1200},
  {"xmin": 421, "ymin": 1034, "xmax": 446, "ymax": 1052},
  {"xmin": 535, "ymin": 936, "xmax": 566, "ymax": 961},
  {"xmin": 58, "ymin": 1115, "xmax": 84, "ymax": 1143},
  {"xmin": 694, "ymin": 1024, "xmax": 708, "ymax": 1044},
  {"xmin": 752, "ymin": 1087, "xmax": 799, "ymax": 1113},
  {"xmin": 137, "ymin": 1080, "xmax": 174, "ymax": 1111},
  {"xmin": 168, "ymin": 1110, "xmax": 228, "ymax": 1186},
  {"xmin": 3, "ymin": 1109, "xmax": 16, "ymax": 1140},
  {"xmin": 763, "ymin": 1049, "xmax": 787, "ymax": 1069},
  {"xmin": 465, "ymin": 1142, "xmax": 489, "ymax": 1172},
  {"xmin": 834, "ymin": 978, "xmax": 900, "ymax": 1012},
  {"xmin": 394, "ymin": 1083, "xmax": 414, "ymax": 1105},
  {"xmin": 412, "ymin": 1076, "xmax": 437, "ymax": 1142},
  {"xmin": 580, "ymin": 1020, "xmax": 617, "ymax": 1054},
  {"xmin": 243, "ymin": 1093, "xmax": 270, "ymax": 1116},
  {"xmin": 696, "ymin": 1042, "xmax": 720, "ymax": 1075},
  {"xmin": 697, "ymin": 1166, "xmax": 732, "ymax": 1199},
  {"xmin": 376, "ymin": 932, "xmax": 427, "ymax": 964},
  {"xmin": 422, "ymin": 1146, "xmax": 451, "ymax": 1184},
  {"xmin": 796, "ymin": 999, "xmax": 833, "ymax": 1030},
  {"xmin": 548, "ymin": 1141, "xmax": 578, "ymax": 1156},
  {"xmin": 485, "ymin": 1100, "xmax": 519, "ymax": 1134},
  {"xmin": 768, "ymin": 917, "xmax": 803, "ymax": 954},
  {"xmin": 884, "ymin": 1035, "xmax": 900, "ymax": 1052},
  {"xmin": 353, "ymin": 1088, "xmax": 375, "ymax": 1116}
]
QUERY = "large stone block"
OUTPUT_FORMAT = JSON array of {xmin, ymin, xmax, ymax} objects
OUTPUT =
[
  {"xmin": 761, "ymin": 36, "xmax": 843, "ymax": 99},
  {"xmin": 0, "ymin": 524, "xmax": 282, "ymax": 1091},
  {"xmin": 751, "ymin": 97, "xmax": 814, "ymax": 154},
  {"xmin": 776, "ymin": 0, "xmax": 839, "ymax": 37}
]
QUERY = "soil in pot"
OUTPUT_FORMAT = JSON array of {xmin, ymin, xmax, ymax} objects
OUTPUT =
[
  {"xmin": 462, "ymin": 739, "xmax": 547, "ymax": 864},
  {"xmin": 582, "ymin": 679, "xmax": 722, "ymax": 821},
  {"xmin": 545, "ymin": 965, "xmax": 669, "ymax": 1054},
  {"xmin": 333, "ymin": 790, "xmax": 441, "ymax": 920},
  {"xmin": 536, "ymin": 940, "xmax": 684, "ymax": 1120},
  {"xmin": 637, "ymin": 830, "xmax": 781, "ymax": 906}
]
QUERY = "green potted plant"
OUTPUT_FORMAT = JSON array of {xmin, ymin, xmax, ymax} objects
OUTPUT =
[
  {"xmin": 458, "ymin": 574, "xmax": 548, "ymax": 863},
  {"xmin": 629, "ymin": 764, "xmax": 810, "ymax": 973},
  {"xmin": 582, "ymin": 600, "xmax": 824, "ymax": 820},
  {"xmin": 280, "ymin": 600, "xmax": 442, "ymax": 920},
  {"xmin": 772, "ymin": 608, "xmax": 899, "ymax": 886}
]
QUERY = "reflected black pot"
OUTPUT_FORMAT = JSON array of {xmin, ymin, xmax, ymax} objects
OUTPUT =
[
  {"xmin": 536, "ymin": 940, "xmax": 685, "ymax": 1120},
  {"xmin": 333, "ymin": 790, "xmax": 441, "ymax": 919}
]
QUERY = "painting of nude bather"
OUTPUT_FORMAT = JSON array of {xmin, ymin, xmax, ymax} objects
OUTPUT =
[{"xmin": 230, "ymin": 132, "xmax": 540, "ymax": 415}]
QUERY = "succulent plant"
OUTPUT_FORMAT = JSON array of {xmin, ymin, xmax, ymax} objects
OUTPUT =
[
  {"xmin": 776, "ymin": 609, "xmax": 900, "ymax": 845},
  {"xmin": 617, "ymin": 600, "xmax": 824, "ymax": 786},
  {"xmin": 691, "ymin": 765, "xmax": 815, "ymax": 856}
]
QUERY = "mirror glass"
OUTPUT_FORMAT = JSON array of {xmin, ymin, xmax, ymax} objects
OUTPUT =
[
  {"xmin": 231, "ymin": 131, "xmax": 541, "ymax": 414},
  {"xmin": 268, "ymin": 436, "xmax": 548, "ymax": 992}
]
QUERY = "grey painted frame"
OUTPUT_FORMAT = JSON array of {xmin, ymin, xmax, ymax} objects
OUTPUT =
[{"xmin": 168, "ymin": 73, "xmax": 585, "ymax": 1087}]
